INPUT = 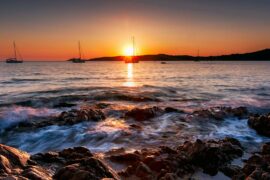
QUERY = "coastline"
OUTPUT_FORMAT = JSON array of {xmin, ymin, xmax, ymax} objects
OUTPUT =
[{"xmin": 0, "ymin": 104, "xmax": 270, "ymax": 179}]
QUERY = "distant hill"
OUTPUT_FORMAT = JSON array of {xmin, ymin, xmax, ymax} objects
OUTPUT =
[{"xmin": 86, "ymin": 49, "xmax": 270, "ymax": 61}]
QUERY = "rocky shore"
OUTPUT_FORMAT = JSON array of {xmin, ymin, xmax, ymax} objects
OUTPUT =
[
  {"xmin": 0, "ymin": 105, "xmax": 270, "ymax": 179},
  {"xmin": 0, "ymin": 139, "xmax": 269, "ymax": 179}
]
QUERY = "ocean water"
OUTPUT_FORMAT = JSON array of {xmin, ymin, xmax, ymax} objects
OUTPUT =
[{"xmin": 0, "ymin": 61, "xmax": 270, "ymax": 154}]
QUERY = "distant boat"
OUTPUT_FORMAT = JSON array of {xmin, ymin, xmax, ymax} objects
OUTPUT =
[
  {"xmin": 194, "ymin": 49, "xmax": 200, "ymax": 62},
  {"xmin": 69, "ymin": 41, "xmax": 86, "ymax": 63},
  {"xmin": 6, "ymin": 41, "xmax": 23, "ymax": 63},
  {"xmin": 125, "ymin": 36, "xmax": 139, "ymax": 64},
  {"xmin": 161, "ymin": 61, "xmax": 167, "ymax": 64}
]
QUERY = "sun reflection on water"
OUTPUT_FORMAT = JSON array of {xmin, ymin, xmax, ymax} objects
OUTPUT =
[{"xmin": 123, "ymin": 63, "xmax": 136, "ymax": 87}]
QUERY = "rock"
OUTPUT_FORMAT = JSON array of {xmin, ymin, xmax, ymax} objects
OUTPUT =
[
  {"xmin": 192, "ymin": 106, "xmax": 248, "ymax": 120},
  {"xmin": 53, "ymin": 158, "xmax": 117, "ymax": 180},
  {"xmin": 233, "ymin": 142, "xmax": 270, "ymax": 180},
  {"xmin": 164, "ymin": 107, "xmax": 184, "ymax": 113},
  {"xmin": 178, "ymin": 138, "xmax": 243, "ymax": 175},
  {"xmin": 220, "ymin": 165, "xmax": 242, "ymax": 178},
  {"xmin": 0, "ymin": 144, "xmax": 30, "ymax": 174},
  {"xmin": 108, "ymin": 153, "xmax": 141, "ymax": 164},
  {"xmin": 129, "ymin": 124, "xmax": 143, "ymax": 130},
  {"xmin": 0, "ymin": 144, "xmax": 52, "ymax": 180},
  {"xmin": 262, "ymin": 142, "xmax": 270, "ymax": 155},
  {"xmin": 59, "ymin": 146, "xmax": 93, "ymax": 160},
  {"xmin": 115, "ymin": 138, "xmax": 242, "ymax": 179},
  {"xmin": 0, "ymin": 144, "xmax": 119, "ymax": 180},
  {"xmin": 58, "ymin": 108, "xmax": 106, "ymax": 124},
  {"xmin": 248, "ymin": 113, "xmax": 270, "ymax": 137},
  {"xmin": 125, "ymin": 106, "xmax": 164, "ymax": 121},
  {"xmin": 14, "ymin": 107, "xmax": 106, "ymax": 130},
  {"xmin": 53, "ymin": 102, "xmax": 76, "ymax": 108},
  {"xmin": 21, "ymin": 165, "xmax": 52, "ymax": 180}
]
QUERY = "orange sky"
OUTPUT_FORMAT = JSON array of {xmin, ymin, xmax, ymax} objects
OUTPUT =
[{"xmin": 1, "ymin": 1, "xmax": 270, "ymax": 61}]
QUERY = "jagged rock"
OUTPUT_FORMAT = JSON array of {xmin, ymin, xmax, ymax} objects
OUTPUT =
[
  {"xmin": 0, "ymin": 144, "xmax": 118, "ymax": 180},
  {"xmin": 113, "ymin": 138, "xmax": 243, "ymax": 179},
  {"xmin": 248, "ymin": 113, "xmax": 270, "ymax": 137},
  {"xmin": 53, "ymin": 102, "xmax": 76, "ymax": 108},
  {"xmin": 125, "ymin": 106, "xmax": 164, "ymax": 121},
  {"xmin": 220, "ymin": 165, "xmax": 242, "ymax": 178},
  {"xmin": 0, "ymin": 144, "xmax": 30, "ymax": 175},
  {"xmin": 164, "ymin": 107, "xmax": 184, "ymax": 113},
  {"xmin": 233, "ymin": 142, "xmax": 270, "ymax": 180},
  {"xmin": 178, "ymin": 138, "xmax": 243, "ymax": 175},
  {"xmin": 58, "ymin": 108, "xmax": 106, "ymax": 124},
  {"xmin": 15, "ymin": 107, "xmax": 106, "ymax": 130},
  {"xmin": 53, "ymin": 158, "xmax": 116, "ymax": 180},
  {"xmin": 192, "ymin": 106, "xmax": 248, "ymax": 120},
  {"xmin": 21, "ymin": 165, "xmax": 52, "ymax": 180}
]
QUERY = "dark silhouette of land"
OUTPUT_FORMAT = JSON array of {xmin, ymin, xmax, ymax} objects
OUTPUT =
[{"xmin": 85, "ymin": 49, "xmax": 270, "ymax": 61}]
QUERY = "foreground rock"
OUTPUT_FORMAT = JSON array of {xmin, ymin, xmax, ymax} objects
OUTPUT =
[
  {"xmin": 125, "ymin": 106, "xmax": 164, "ymax": 121},
  {"xmin": 248, "ymin": 113, "xmax": 270, "ymax": 137},
  {"xmin": 107, "ymin": 138, "xmax": 243, "ymax": 179},
  {"xmin": 16, "ymin": 107, "xmax": 106, "ymax": 129},
  {"xmin": 125, "ymin": 106, "xmax": 184, "ymax": 121},
  {"xmin": 0, "ymin": 144, "xmax": 118, "ymax": 180},
  {"xmin": 233, "ymin": 142, "xmax": 270, "ymax": 180},
  {"xmin": 191, "ymin": 106, "xmax": 248, "ymax": 120}
]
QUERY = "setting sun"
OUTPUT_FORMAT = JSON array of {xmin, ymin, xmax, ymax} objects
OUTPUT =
[{"xmin": 123, "ymin": 46, "xmax": 134, "ymax": 56}]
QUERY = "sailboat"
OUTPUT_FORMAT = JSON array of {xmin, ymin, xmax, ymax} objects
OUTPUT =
[
  {"xmin": 125, "ymin": 36, "xmax": 139, "ymax": 63},
  {"xmin": 6, "ymin": 41, "xmax": 23, "ymax": 63},
  {"xmin": 69, "ymin": 41, "xmax": 86, "ymax": 63},
  {"xmin": 194, "ymin": 49, "xmax": 200, "ymax": 62}
]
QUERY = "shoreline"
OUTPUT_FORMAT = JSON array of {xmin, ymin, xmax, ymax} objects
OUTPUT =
[{"xmin": 0, "ymin": 104, "xmax": 269, "ymax": 179}]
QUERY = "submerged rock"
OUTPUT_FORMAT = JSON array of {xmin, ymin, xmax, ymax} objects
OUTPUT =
[
  {"xmin": 58, "ymin": 107, "xmax": 106, "ymax": 124},
  {"xmin": 107, "ymin": 138, "xmax": 243, "ymax": 179},
  {"xmin": 0, "ymin": 144, "xmax": 118, "ymax": 180},
  {"xmin": 125, "ymin": 106, "xmax": 164, "ymax": 121},
  {"xmin": 248, "ymin": 113, "xmax": 270, "ymax": 137},
  {"xmin": 14, "ymin": 107, "xmax": 106, "ymax": 130},
  {"xmin": 53, "ymin": 102, "xmax": 77, "ymax": 108},
  {"xmin": 192, "ymin": 106, "xmax": 248, "ymax": 120},
  {"xmin": 233, "ymin": 142, "xmax": 270, "ymax": 180}
]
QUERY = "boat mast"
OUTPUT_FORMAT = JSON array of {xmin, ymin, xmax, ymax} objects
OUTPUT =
[
  {"xmin": 78, "ymin": 41, "xmax": 82, "ymax": 59},
  {"xmin": 13, "ymin": 41, "xmax": 17, "ymax": 60},
  {"xmin": 132, "ymin": 36, "xmax": 135, "ymax": 56}
]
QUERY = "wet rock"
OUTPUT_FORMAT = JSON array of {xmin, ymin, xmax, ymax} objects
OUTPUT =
[
  {"xmin": 21, "ymin": 165, "xmax": 52, "ymax": 180},
  {"xmin": 0, "ymin": 144, "xmax": 118, "ymax": 180},
  {"xmin": 14, "ymin": 107, "xmax": 106, "ymax": 130},
  {"xmin": 125, "ymin": 106, "xmax": 164, "ymax": 121},
  {"xmin": 233, "ymin": 142, "xmax": 270, "ymax": 180},
  {"xmin": 53, "ymin": 102, "xmax": 76, "ymax": 108},
  {"xmin": 164, "ymin": 107, "xmax": 184, "ymax": 113},
  {"xmin": 53, "ymin": 158, "xmax": 117, "ymax": 180},
  {"xmin": 178, "ymin": 138, "xmax": 243, "ymax": 175},
  {"xmin": 0, "ymin": 144, "xmax": 30, "ymax": 174},
  {"xmin": 58, "ymin": 107, "xmax": 106, "ymax": 124},
  {"xmin": 129, "ymin": 124, "xmax": 143, "ymax": 130},
  {"xmin": 58, "ymin": 146, "xmax": 93, "ymax": 160},
  {"xmin": 0, "ymin": 144, "xmax": 52, "ymax": 180},
  {"xmin": 192, "ymin": 106, "xmax": 248, "ymax": 120},
  {"xmin": 220, "ymin": 165, "xmax": 242, "ymax": 178},
  {"xmin": 248, "ymin": 113, "xmax": 270, "ymax": 137},
  {"xmin": 115, "ymin": 138, "xmax": 242, "ymax": 179},
  {"xmin": 108, "ymin": 153, "xmax": 141, "ymax": 164}
]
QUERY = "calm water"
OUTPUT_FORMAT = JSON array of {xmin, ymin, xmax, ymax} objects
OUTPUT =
[{"xmin": 0, "ymin": 61, "xmax": 270, "ymax": 153}]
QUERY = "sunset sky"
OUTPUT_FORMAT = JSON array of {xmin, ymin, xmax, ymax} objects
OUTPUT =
[{"xmin": 1, "ymin": 0, "xmax": 270, "ymax": 61}]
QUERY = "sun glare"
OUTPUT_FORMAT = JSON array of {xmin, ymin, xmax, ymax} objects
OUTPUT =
[{"xmin": 123, "ymin": 46, "xmax": 134, "ymax": 56}]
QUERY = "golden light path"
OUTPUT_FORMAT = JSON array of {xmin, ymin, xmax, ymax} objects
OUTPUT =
[{"xmin": 123, "ymin": 63, "xmax": 136, "ymax": 87}]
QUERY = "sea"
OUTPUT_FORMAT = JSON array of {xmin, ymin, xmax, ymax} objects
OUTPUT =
[{"xmin": 0, "ymin": 61, "xmax": 270, "ymax": 154}]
